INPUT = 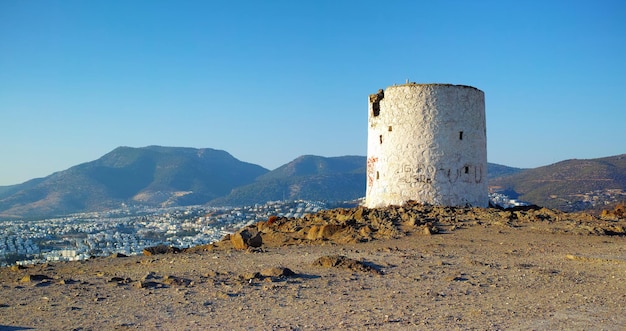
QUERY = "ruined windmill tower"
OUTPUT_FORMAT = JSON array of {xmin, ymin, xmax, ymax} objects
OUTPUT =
[{"xmin": 365, "ymin": 83, "xmax": 488, "ymax": 208}]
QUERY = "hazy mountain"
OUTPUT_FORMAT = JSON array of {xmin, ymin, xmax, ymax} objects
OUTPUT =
[
  {"xmin": 0, "ymin": 146, "xmax": 268, "ymax": 219},
  {"xmin": 490, "ymin": 154, "xmax": 626, "ymax": 211},
  {"xmin": 210, "ymin": 155, "xmax": 366, "ymax": 206},
  {"xmin": 257, "ymin": 155, "xmax": 366, "ymax": 180},
  {"xmin": 0, "ymin": 178, "xmax": 46, "ymax": 200},
  {"xmin": 210, "ymin": 156, "xmax": 523, "ymax": 206},
  {"xmin": 487, "ymin": 163, "xmax": 524, "ymax": 180}
]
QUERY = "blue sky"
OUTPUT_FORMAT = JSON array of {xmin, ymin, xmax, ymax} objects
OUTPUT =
[{"xmin": 1, "ymin": 0, "xmax": 625, "ymax": 185}]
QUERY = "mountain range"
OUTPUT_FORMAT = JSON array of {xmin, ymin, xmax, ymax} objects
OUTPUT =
[
  {"xmin": 0, "ymin": 146, "xmax": 624, "ymax": 219},
  {"xmin": 489, "ymin": 154, "xmax": 626, "ymax": 212}
]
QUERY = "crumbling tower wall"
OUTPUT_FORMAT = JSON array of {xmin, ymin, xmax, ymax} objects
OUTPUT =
[{"xmin": 365, "ymin": 83, "xmax": 488, "ymax": 208}]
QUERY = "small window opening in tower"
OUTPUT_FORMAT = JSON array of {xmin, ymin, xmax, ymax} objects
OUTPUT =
[
  {"xmin": 464, "ymin": 166, "xmax": 469, "ymax": 174},
  {"xmin": 459, "ymin": 131, "xmax": 464, "ymax": 140},
  {"xmin": 376, "ymin": 171, "xmax": 379, "ymax": 179},
  {"xmin": 388, "ymin": 126, "xmax": 392, "ymax": 132},
  {"xmin": 379, "ymin": 135, "xmax": 383, "ymax": 144}
]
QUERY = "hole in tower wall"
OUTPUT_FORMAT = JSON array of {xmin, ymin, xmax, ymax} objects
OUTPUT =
[
  {"xmin": 379, "ymin": 135, "xmax": 383, "ymax": 144},
  {"xmin": 459, "ymin": 131, "xmax": 464, "ymax": 140},
  {"xmin": 376, "ymin": 171, "xmax": 379, "ymax": 179},
  {"xmin": 388, "ymin": 126, "xmax": 392, "ymax": 131},
  {"xmin": 464, "ymin": 166, "xmax": 469, "ymax": 174},
  {"xmin": 369, "ymin": 89, "xmax": 384, "ymax": 117}
]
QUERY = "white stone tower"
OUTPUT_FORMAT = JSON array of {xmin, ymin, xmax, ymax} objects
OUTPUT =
[{"xmin": 365, "ymin": 83, "xmax": 488, "ymax": 208}]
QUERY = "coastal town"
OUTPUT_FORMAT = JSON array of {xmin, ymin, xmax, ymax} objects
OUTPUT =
[{"xmin": 0, "ymin": 200, "xmax": 328, "ymax": 266}]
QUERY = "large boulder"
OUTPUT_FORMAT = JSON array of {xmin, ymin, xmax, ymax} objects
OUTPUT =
[{"xmin": 230, "ymin": 228, "xmax": 263, "ymax": 249}]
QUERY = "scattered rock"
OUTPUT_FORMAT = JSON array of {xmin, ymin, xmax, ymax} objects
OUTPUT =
[
  {"xmin": 238, "ymin": 267, "xmax": 296, "ymax": 283},
  {"xmin": 306, "ymin": 225, "xmax": 321, "ymax": 240},
  {"xmin": 34, "ymin": 281, "xmax": 53, "ymax": 287},
  {"xmin": 215, "ymin": 291, "xmax": 231, "ymax": 299},
  {"xmin": 240, "ymin": 272, "xmax": 261, "ymax": 281},
  {"xmin": 312, "ymin": 255, "xmax": 383, "ymax": 275},
  {"xmin": 163, "ymin": 275, "xmax": 192, "ymax": 286},
  {"xmin": 423, "ymin": 225, "xmax": 439, "ymax": 235},
  {"xmin": 143, "ymin": 245, "xmax": 181, "ymax": 256},
  {"xmin": 318, "ymin": 224, "xmax": 345, "ymax": 239},
  {"xmin": 136, "ymin": 281, "xmax": 165, "ymax": 289},
  {"xmin": 20, "ymin": 274, "xmax": 53, "ymax": 283},
  {"xmin": 108, "ymin": 277, "xmax": 132, "ymax": 285},
  {"xmin": 260, "ymin": 267, "xmax": 296, "ymax": 278},
  {"xmin": 245, "ymin": 247, "xmax": 265, "ymax": 253},
  {"xmin": 109, "ymin": 252, "xmax": 128, "ymax": 258},
  {"xmin": 565, "ymin": 254, "xmax": 626, "ymax": 264},
  {"xmin": 58, "ymin": 278, "xmax": 79, "ymax": 285},
  {"xmin": 141, "ymin": 272, "xmax": 161, "ymax": 281},
  {"xmin": 446, "ymin": 275, "xmax": 468, "ymax": 282}
]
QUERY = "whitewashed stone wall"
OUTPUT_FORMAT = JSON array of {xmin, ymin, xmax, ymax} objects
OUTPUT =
[{"xmin": 365, "ymin": 83, "xmax": 488, "ymax": 208}]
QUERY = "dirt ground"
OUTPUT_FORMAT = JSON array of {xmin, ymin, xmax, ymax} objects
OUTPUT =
[{"xmin": 1, "ymin": 206, "xmax": 625, "ymax": 330}]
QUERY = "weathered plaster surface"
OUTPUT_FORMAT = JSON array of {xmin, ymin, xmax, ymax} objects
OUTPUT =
[{"xmin": 365, "ymin": 83, "xmax": 488, "ymax": 208}]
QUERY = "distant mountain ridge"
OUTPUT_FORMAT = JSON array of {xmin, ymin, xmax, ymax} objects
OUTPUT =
[
  {"xmin": 210, "ymin": 155, "xmax": 367, "ymax": 206},
  {"xmin": 490, "ymin": 154, "xmax": 626, "ymax": 212},
  {"xmin": 258, "ymin": 155, "xmax": 366, "ymax": 180},
  {"xmin": 0, "ymin": 146, "xmax": 268, "ymax": 219},
  {"xmin": 1, "ymin": 146, "xmax": 623, "ymax": 219}
]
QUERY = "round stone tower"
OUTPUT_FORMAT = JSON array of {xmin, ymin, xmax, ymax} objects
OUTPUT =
[{"xmin": 365, "ymin": 83, "xmax": 488, "ymax": 208}]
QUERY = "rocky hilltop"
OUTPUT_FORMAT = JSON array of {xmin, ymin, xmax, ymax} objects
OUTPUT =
[
  {"xmin": 1, "ymin": 204, "xmax": 625, "ymax": 330},
  {"xmin": 203, "ymin": 202, "xmax": 626, "ymax": 251}
]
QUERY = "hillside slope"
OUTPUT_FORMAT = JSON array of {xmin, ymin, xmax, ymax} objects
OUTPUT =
[
  {"xmin": 490, "ymin": 154, "xmax": 626, "ymax": 211},
  {"xmin": 211, "ymin": 155, "xmax": 366, "ymax": 206},
  {"xmin": 0, "ymin": 146, "xmax": 268, "ymax": 219}
]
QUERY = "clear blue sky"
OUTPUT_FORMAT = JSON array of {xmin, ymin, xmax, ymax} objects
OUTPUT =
[{"xmin": 1, "ymin": 0, "xmax": 625, "ymax": 186}]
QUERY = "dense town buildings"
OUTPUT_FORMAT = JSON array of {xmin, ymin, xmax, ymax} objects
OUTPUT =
[{"xmin": 0, "ymin": 200, "xmax": 327, "ymax": 266}]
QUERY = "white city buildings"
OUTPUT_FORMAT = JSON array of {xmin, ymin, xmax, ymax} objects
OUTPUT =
[{"xmin": 1, "ymin": 200, "xmax": 330, "ymax": 266}]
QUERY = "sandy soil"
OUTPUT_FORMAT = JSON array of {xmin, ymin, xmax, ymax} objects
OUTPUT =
[{"xmin": 1, "ymin": 208, "xmax": 626, "ymax": 330}]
